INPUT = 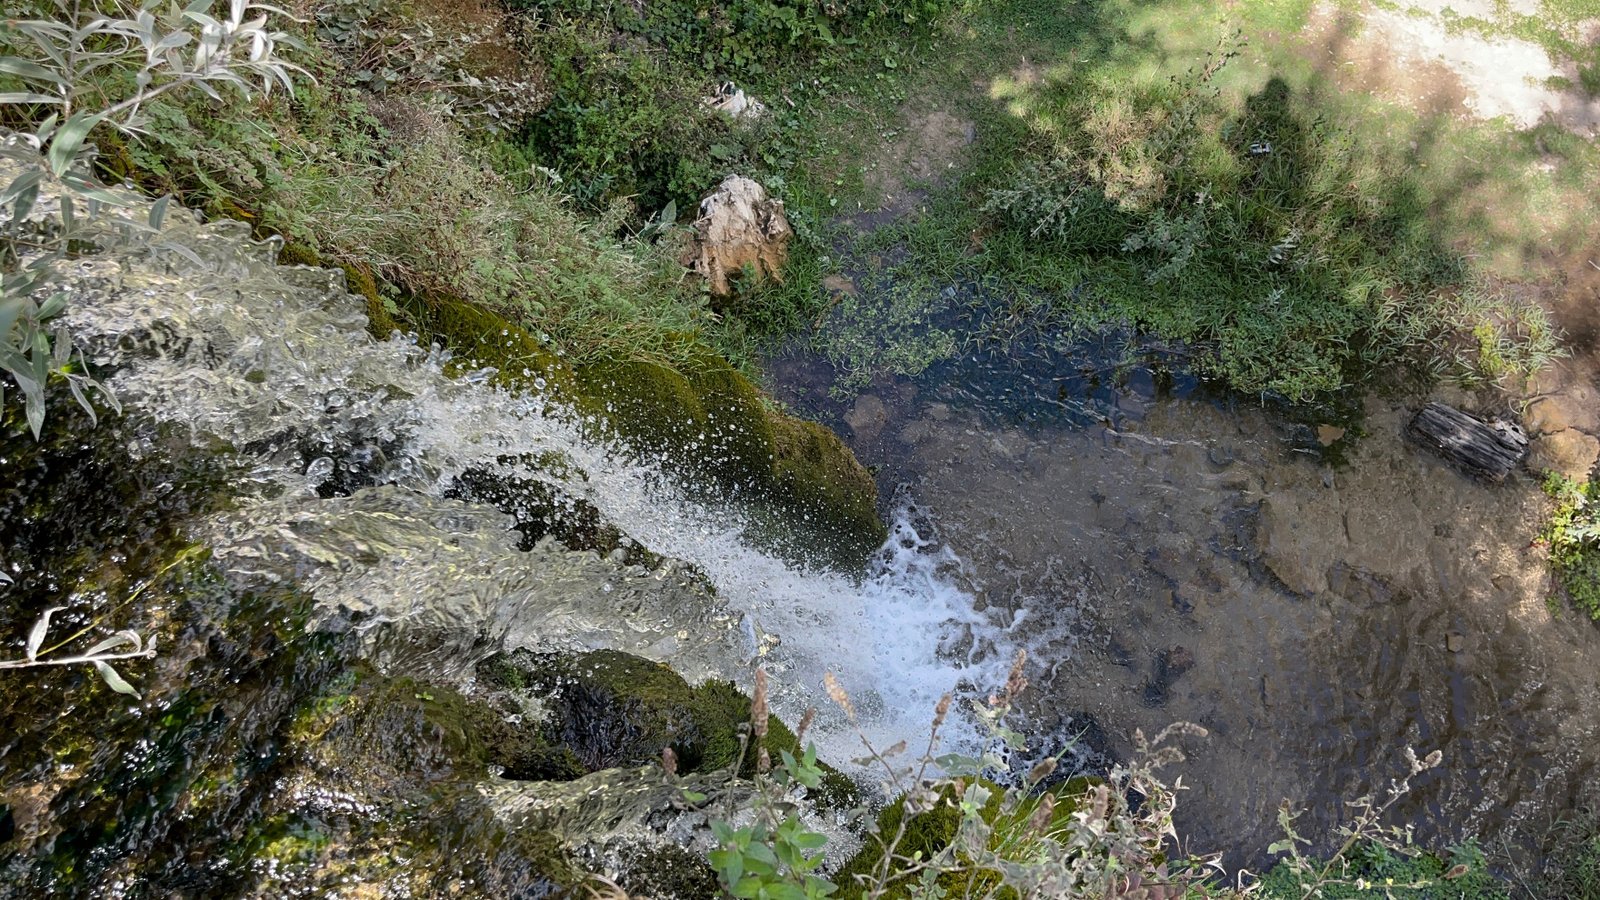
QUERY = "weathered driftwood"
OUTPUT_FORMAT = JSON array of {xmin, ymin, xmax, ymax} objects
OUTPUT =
[{"xmin": 1406, "ymin": 402, "xmax": 1528, "ymax": 482}]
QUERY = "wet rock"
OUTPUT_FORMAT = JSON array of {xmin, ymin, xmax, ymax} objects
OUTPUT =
[
  {"xmin": 1516, "ymin": 395, "xmax": 1580, "ymax": 435},
  {"xmin": 1257, "ymin": 496, "xmax": 1339, "ymax": 596},
  {"xmin": 614, "ymin": 842, "xmax": 721, "ymax": 899},
  {"xmin": 1527, "ymin": 429, "xmax": 1600, "ymax": 483},
  {"xmin": 682, "ymin": 175, "xmax": 791, "ymax": 298},
  {"xmin": 1143, "ymin": 646, "xmax": 1196, "ymax": 706},
  {"xmin": 844, "ymin": 394, "xmax": 890, "ymax": 444},
  {"xmin": 476, "ymin": 649, "xmax": 825, "ymax": 782}
]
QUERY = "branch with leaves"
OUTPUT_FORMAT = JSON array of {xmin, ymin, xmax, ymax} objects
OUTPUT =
[
  {"xmin": 0, "ymin": 605, "xmax": 157, "ymax": 697},
  {"xmin": 1, "ymin": 0, "xmax": 306, "ymax": 437}
]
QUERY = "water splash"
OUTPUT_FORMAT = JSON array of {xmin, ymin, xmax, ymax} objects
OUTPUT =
[{"xmin": 18, "ymin": 143, "xmax": 1019, "ymax": 765}]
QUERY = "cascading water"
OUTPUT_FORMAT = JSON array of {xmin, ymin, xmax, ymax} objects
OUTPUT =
[{"xmin": 9, "ymin": 140, "xmax": 1024, "ymax": 776}]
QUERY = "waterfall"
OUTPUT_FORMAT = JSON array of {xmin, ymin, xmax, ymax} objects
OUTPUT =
[{"xmin": 11, "ymin": 142, "xmax": 1019, "ymax": 766}]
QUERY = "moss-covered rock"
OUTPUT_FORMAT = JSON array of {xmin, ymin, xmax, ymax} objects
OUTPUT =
[
  {"xmin": 573, "ymin": 347, "xmax": 883, "ymax": 569},
  {"xmin": 474, "ymin": 647, "xmax": 855, "ymax": 799},
  {"xmin": 614, "ymin": 842, "xmax": 722, "ymax": 899},
  {"xmin": 401, "ymin": 294, "xmax": 883, "ymax": 570}
]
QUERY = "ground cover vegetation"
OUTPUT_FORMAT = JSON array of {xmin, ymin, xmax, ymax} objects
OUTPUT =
[{"xmin": 6, "ymin": 0, "xmax": 1600, "ymax": 895}]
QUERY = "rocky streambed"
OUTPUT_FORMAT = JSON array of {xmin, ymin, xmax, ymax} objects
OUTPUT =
[{"xmin": 770, "ymin": 326, "xmax": 1600, "ymax": 870}]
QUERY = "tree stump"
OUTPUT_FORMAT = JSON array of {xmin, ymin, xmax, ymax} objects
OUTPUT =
[{"xmin": 1406, "ymin": 402, "xmax": 1527, "ymax": 482}]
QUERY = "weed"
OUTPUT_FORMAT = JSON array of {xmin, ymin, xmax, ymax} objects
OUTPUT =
[{"xmin": 1540, "ymin": 472, "xmax": 1600, "ymax": 619}]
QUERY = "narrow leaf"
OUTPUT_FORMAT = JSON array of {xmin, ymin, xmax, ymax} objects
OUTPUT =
[
  {"xmin": 0, "ymin": 57, "xmax": 69, "ymax": 88},
  {"xmin": 149, "ymin": 194, "xmax": 171, "ymax": 230},
  {"xmin": 47, "ymin": 111, "xmax": 104, "ymax": 177},
  {"xmin": 85, "ymin": 630, "xmax": 141, "ymax": 656},
  {"xmin": 0, "ymin": 93, "xmax": 62, "ymax": 105},
  {"xmin": 93, "ymin": 660, "xmax": 141, "ymax": 697},
  {"xmin": 26, "ymin": 606, "xmax": 63, "ymax": 660}
]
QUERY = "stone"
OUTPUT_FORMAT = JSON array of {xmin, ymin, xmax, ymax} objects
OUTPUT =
[
  {"xmin": 1446, "ymin": 632, "xmax": 1465, "ymax": 653},
  {"xmin": 1526, "ymin": 429, "xmax": 1600, "ymax": 483},
  {"xmin": 682, "ymin": 175, "xmax": 792, "ymax": 297},
  {"xmin": 1316, "ymin": 424, "xmax": 1346, "ymax": 446},
  {"xmin": 844, "ymin": 394, "xmax": 889, "ymax": 444},
  {"xmin": 702, "ymin": 82, "xmax": 767, "ymax": 121},
  {"xmin": 1257, "ymin": 496, "xmax": 1339, "ymax": 596},
  {"xmin": 821, "ymin": 273, "xmax": 858, "ymax": 296},
  {"xmin": 1523, "ymin": 395, "xmax": 1595, "ymax": 436}
]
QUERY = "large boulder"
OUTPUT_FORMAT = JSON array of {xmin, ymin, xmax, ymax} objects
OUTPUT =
[{"xmin": 683, "ymin": 175, "xmax": 792, "ymax": 297}]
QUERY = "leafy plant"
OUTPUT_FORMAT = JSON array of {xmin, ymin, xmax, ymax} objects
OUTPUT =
[
  {"xmin": 1541, "ymin": 472, "xmax": 1600, "ymax": 618},
  {"xmin": 700, "ymin": 654, "xmax": 1224, "ymax": 900},
  {"xmin": 706, "ymin": 669, "xmax": 838, "ymax": 900},
  {"xmin": 1, "ymin": 0, "xmax": 303, "ymax": 435}
]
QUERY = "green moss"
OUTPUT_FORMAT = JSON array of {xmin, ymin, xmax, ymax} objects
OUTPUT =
[
  {"xmin": 399, "ymin": 293, "xmax": 578, "ymax": 400},
  {"xmin": 475, "ymin": 649, "xmax": 838, "ymax": 788},
  {"xmin": 404, "ymin": 294, "xmax": 883, "ymax": 569},
  {"xmin": 575, "ymin": 349, "xmax": 884, "ymax": 569}
]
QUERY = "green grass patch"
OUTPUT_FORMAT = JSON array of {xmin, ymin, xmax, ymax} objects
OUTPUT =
[{"xmin": 1255, "ymin": 840, "xmax": 1506, "ymax": 898}]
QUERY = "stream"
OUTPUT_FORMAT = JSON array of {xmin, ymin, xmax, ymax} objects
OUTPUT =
[
  {"xmin": 4, "ymin": 131, "xmax": 1600, "ymax": 896},
  {"xmin": 770, "ymin": 318, "xmax": 1600, "ymax": 870}
]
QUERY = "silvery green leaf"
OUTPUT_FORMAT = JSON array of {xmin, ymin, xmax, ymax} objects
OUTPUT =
[
  {"xmin": 149, "ymin": 194, "xmax": 171, "ymax": 230},
  {"xmin": 26, "ymin": 606, "xmax": 63, "ymax": 660},
  {"xmin": 58, "ymin": 193, "xmax": 74, "ymax": 234},
  {"xmin": 0, "ymin": 168, "xmax": 44, "ymax": 207},
  {"xmin": 0, "ymin": 571, "xmax": 12, "ymax": 586},
  {"xmin": 93, "ymin": 660, "xmax": 140, "ymax": 697},
  {"xmin": 17, "ymin": 24, "xmax": 70, "ymax": 69},
  {"xmin": 61, "ymin": 173, "xmax": 133, "ymax": 206},
  {"xmin": 153, "ymin": 240, "xmax": 203, "ymax": 266},
  {"xmin": 37, "ymin": 290, "xmax": 67, "ymax": 318},
  {"xmin": 96, "ymin": 377, "xmax": 122, "ymax": 415},
  {"xmin": 21, "ymin": 383, "xmax": 47, "ymax": 441},
  {"xmin": 0, "ymin": 57, "xmax": 69, "ymax": 89},
  {"xmin": 51, "ymin": 324, "xmax": 71, "ymax": 366},
  {"xmin": 85, "ymin": 630, "xmax": 141, "ymax": 656},
  {"xmin": 47, "ymin": 110, "xmax": 102, "ymax": 177},
  {"xmin": 0, "ymin": 93, "xmax": 63, "ymax": 105},
  {"xmin": 70, "ymin": 17, "xmax": 115, "ymax": 47},
  {"xmin": 33, "ymin": 112, "xmax": 60, "ymax": 144},
  {"xmin": 11, "ymin": 175, "xmax": 41, "ymax": 228},
  {"xmin": 0, "ymin": 295, "xmax": 25, "ymax": 340},
  {"xmin": 183, "ymin": 11, "xmax": 224, "ymax": 34},
  {"xmin": 155, "ymin": 31, "xmax": 193, "ymax": 52},
  {"xmin": 68, "ymin": 375, "xmax": 96, "ymax": 425}
]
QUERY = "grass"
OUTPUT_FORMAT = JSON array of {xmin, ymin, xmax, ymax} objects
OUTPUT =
[{"xmin": 754, "ymin": 0, "xmax": 1576, "ymax": 400}]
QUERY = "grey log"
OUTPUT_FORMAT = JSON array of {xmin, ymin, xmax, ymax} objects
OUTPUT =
[{"xmin": 1406, "ymin": 402, "xmax": 1528, "ymax": 482}]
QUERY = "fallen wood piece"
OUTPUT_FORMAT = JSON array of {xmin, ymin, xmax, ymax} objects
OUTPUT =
[{"xmin": 1406, "ymin": 402, "xmax": 1527, "ymax": 482}]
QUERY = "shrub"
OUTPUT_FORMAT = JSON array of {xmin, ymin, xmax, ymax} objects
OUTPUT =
[
  {"xmin": 982, "ymin": 47, "xmax": 1559, "ymax": 400},
  {"xmin": 1542, "ymin": 472, "xmax": 1600, "ymax": 619}
]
